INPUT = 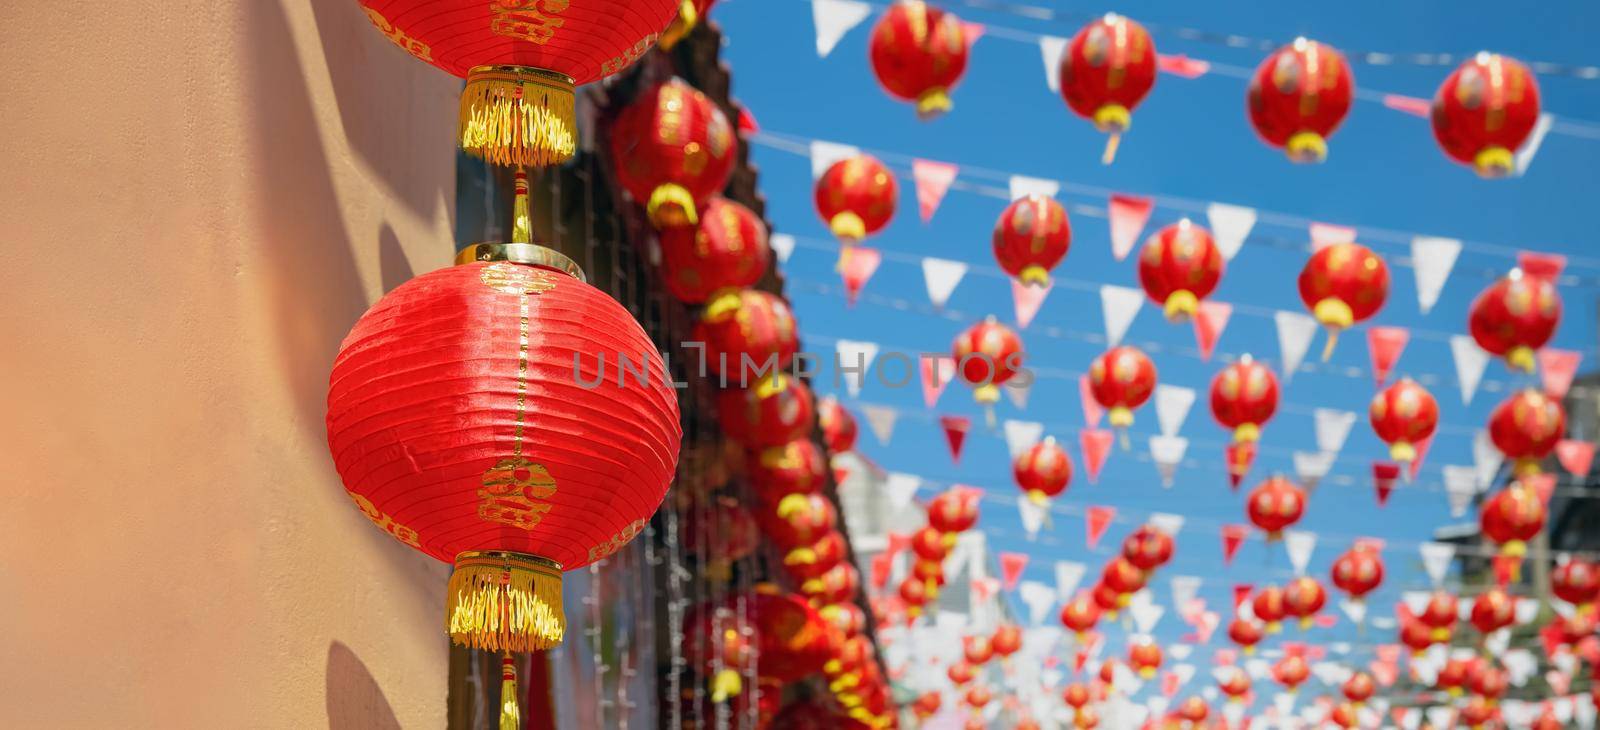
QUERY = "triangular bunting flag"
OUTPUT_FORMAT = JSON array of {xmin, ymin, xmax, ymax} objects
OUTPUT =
[
  {"xmin": 1340, "ymin": 598, "xmax": 1367, "ymax": 626},
  {"xmin": 1382, "ymin": 94, "xmax": 1431, "ymax": 117},
  {"xmin": 1283, "ymin": 531, "xmax": 1316, "ymax": 575},
  {"xmin": 1013, "ymin": 279, "xmax": 1052, "ymax": 329},
  {"xmin": 1000, "ymin": 552, "xmax": 1030, "ymax": 591},
  {"xmin": 811, "ymin": 0, "xmax": 871, "ymax": 58},
  {"xmin": 1221, "ymin": 525, "xmax": 1248, "ymax": 565},
  {"xmin": 1157, "ymin": 53, "xmax": 1210, "ymax": 78},
  {"xmin": 769, "ymin": 233, "xmax": 796, "ymax": 263},
  {"xmin": 1539, "ymin": 348, "xmax": 1581, "ymax": 399},
  {"xmin": 840, "ymin": 247, "xmax": 881, "ymax": 305},
  {"xmin": 1449, "ymin": 335, "xmax": 1490, "ymax": 404},
  {"xmin": 1373, "ymin": 461, "xmax": 1400, "ymax": 505},
  {"xmin": 1309, "ymin": 222, "xmax": 1356, "ymax": 250},
  {"xmin": 886, "ymin": 472, "xmax": 921, "ymax": 510},
  {"xmin": 869, "ymin": 552, "xmax": 893, "ymax": 589},
  {"xmin": 1226, "ymin": 441, "xmax": 1256, "ymax": 490},
  {"xmin": 1149, "ymin": 435, "xmax": 1188, "ymax": 487},
  {"xmin": 1009, "ymin": 175, "xmax": 1060, "ymax": 201},
  {"xmin": 1443, "ymin": 465, "xmax": 1478, "ymax": 517},
  {"xmin": 1275, "ymin": 311, "xmax": 1318, "ymax": 380},
  {"xmin": 911, "ymin": 159, "xmax": 959, "ymax": 223},
  {"xmin": 1004, "ymin": 378, "xmax": 1032, "ymax": 410},
  {"xmin": 809, "ymin": 139, "xmax": 860, "ymax": 179},
  {"xmin": 1206, "ymin": 203, "xmax": 1256, "ymax": 262},
  {"xmin": 1019, "ymin": 581, "xmax": 1055, "ymax": 626},
  {"xmin": 1514, "ymin": 113, "xmax": 1555, "ymax": 176},
  {"xmin": 1080, "ymin": 429, "xmax": 1113, "ymax": 484},
  {"xmin": 920, "ymin": 355, "xmax": 956, "ymax": 408},
  {"xmin": 1474, "ymin": 430, "xmax": 1503, "ymax": 491},
  {"xmin": 1366, "ymin": 326, "xmax": 1409, "ymax": 386},
  {"xmin": 1519, "ymin": 251, "xmax": 1568, "ymax": 281},
  {"xmin": 1003, "ymin": 420, "xmax": 1045, "ymax": 459},
  {"xmin": 1055, "ymin": 561, "xmax": 1087, "ymax": 602},
  {"xmin": 940, "ymin": 415, "xmax": 970, "ymax": 464},
  {"xmin": 1557, "ymin": 439, "xmax": 1596, "ymax": 478},
  {"xmin": 1170, "ymin": 576, "xmax": 1202, "ymax": 616},
  {"xmin": 835, "ymin": 339, "xmax": 879, "ymax": 397},
  {"xmin": 1131, "ymin": 600, "xmax": 1164, "ymax": 634},
  {"xmin": 1193, "ymin": 300, "xmax": 1232, "ymax": 360},
  {"xmin": 1409, "ymin": 236, "xmax": 1461, "ymax": 314},
  {"xmin": 1079, "ymin": 375, "xmax": 1106, "ymax": 427},
  {"xmin": 1085, "ymin": 506, "xmax": 1115, "ymax": 549},
  {"xmin": 1408, "ymin": 435, "xmax": 1433, "ymax": 481},
  {"xmin": 1313, "ymin": 408, "xmax": 1357, "ymax": 455},
  {"xmin": 1038, "ymin": 36, "xmax": 1069, "ymax": 93},
  {"xmin": 1101, "ymin": 284, "xmax": 1143, "ymax": 346},
  {"xmin": 961, "ymin": 21, "xmax": 986, "ymax": 47},
  {"xmin": 1108, "ymin": 194, "xmax": 1155, "ymax": 262},
  {"xmin": 921, "ymin": 257, "xmax": 967, "ymax": 309},
  {"xmin": 736, "ymin": 106, "xmax": 760, "ymax": 137},
  {"xmin": 1154, "ymin": 385, "xmax": 1196, "ymax": 437},
  {"xmin": 1419, "ymin": 542, "xmax": 1455, "ymax": 586},
  {"xmin": 1148, "ymin": 513, "xmax": 1185, "ymax": 537},
  {"xmin": 1018, "ymin": 496, "xmax": 1047, "ymax": 539},
  {"xmin": 1293, "ymin": 451, "xmax": 1335, "ymax": 492},
  {"xmin": 861, "ymin": 404, "xmax": 898, "ymax": 446}
]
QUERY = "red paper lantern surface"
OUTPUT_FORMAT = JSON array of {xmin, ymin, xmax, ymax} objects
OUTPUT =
[
  {"xmin": 1014, "ymin": 437, "xmax": 1073, "ymax": 504},
  {"xmin": 357, "ymin": 0, "xmax": 678, "ymax": 166},
  {"xmin": 683, "ymin": 603, "xmax": 754, "ymax": 700},
  {"xmin": 1137, "ymin": 220, "xmax": 1224, "ymax": 321},
  {"xmin": 952, "ymin": 317, "xmax": 1026, "ymax": 405},
  {"xmin": 687, "ymin": 587, "xmax": 834, "ymax": 689},
  {"xmin": 818, "ymin": 396, "xmax": 858, "ymax": 453},
  {"xmin": 1252, "ymin": 586, "xmax": 1288, "ymax": 633},
  {"xmin": 1121, "ymin": 525, "xmax": 1174, "ymax": 572},
  {"xmin": 1432, "ymin": 53, "xmax": 1541, "ymax": 177},
  {"xmin": 748, "ymin": 439, "xmax": 828, "ymax": 503},
  {"xmin": 1247, "ymin": 39, "xmax": 1354, "ymax": 162},
  {"xmin": 963, "ymin": 635, "xmax": 995, "ymax": 666},
  {"xmin": 1438, "ymin": 657, "xmax": 1473, "ymax": 695},
  {"xmin": 1400, "ymin": 616, "xmax": 1436, "ymax": 655},
  {"xmin": 1330, "ymin": 543, "xmax": 1384, "ymax": 600},
  {"xmin": 785, "ymin": 530, "xmax": 847, "ymax": 582},
  {"xmin": 1091, "ymin": 581, "xmax": 1123, "ymax": 614},
  {"xmin": 326, "ymin": 249, "xmax": 681, "ymax": 653},
  {"xmin": 1060, "ymin": 592, "xmax": 1102, "ymax": 637},
  {"xmin": 1098, "ymin": 659, "xmax": 1120, "ymax": 686},
  {"xmin": 1368, "ymin": 377, "xmax": 1439, "ymax": 464},
  {"xmin": 898, "ymin": 577, "xmax": 930, "ymax": 616},
  {"xmin": 927, "ymin": 487, "xmax": 981, "ymax": 535},
  {"xmin": 1329, "ymin": 703, "xmax": 1359, "ymax": 729},
  {"xmin": 1218, "ymin": 666, "xmax": 1251, "ymax": 700},
  {"xmin": 659, "ymin": 196, "xmax": 769, "ymax": 310},
  {"xmin": 1480, "ymin": 482, "xmax": 1547, "ymax": 560},
  {"xmin": 716, "ymin": 374, "xmax": 814, "ymax": 451},
  {"xmin": 1342, "ymin": 671, "xmax": 1375, "ymax": 704},
  {"xmin": 804, "ymin": 563, "xmax": 859, "ymax": 606},
  {"xmin": 819, "ymin": 602, "xmax": 865, "ymax": 640},
  {"xmin": 991, "ymin": 624, "xmax": 1023, "ymax": 658},
  {"xmin": 1469, "ymin": 665, "xmax": 1508, "ymax": 701},
  {"xmin": 1459, "ymin": 696, "xmax": 1497, "ymax": 728},
  {"xmin": 1102, "ymin": 556, "xmax": 1148, "ymax": 598},
  {"xmin": 1418, "ymin": 592, "xmax": 1459, "ymax": 644},
  {"xmin": 1210, "ymin": 356, "xmax": 1279, "ymax": 443},
  {"xmin": 910, "ymin": 525, "xmax": 951, "ymax": 562},
  {"xmin": 1059, "ymin": 14, "xmax": 1157, "ymax": 153},
  {"xmin": 1177, "ymin": 697, "xmax": 1208, "ymax": 723},
  {"xmin": 1297, "ymin": 242, "xmax": 1389, "ymax": 355},
  {"xmin": 1488, "ymin": 389, "xmax": 1567, "ymax": 475},
  {"xmin": 814, "ymin": 155, "xmax": 898, "ymax": 244},
  {"xmin": 868, "ymin": 0, "xmax": 970, "ymax": 118},
  {"xmin": 911, "ymin": 691, "xmax": 941, "ymax": 719},
  {"xmin": 1470, "ymin": 588, "xmax": 1516, "ymax": 634},
  {"xmin": 1088, "ymin": 345, "xmax": 1157, "ymax": 428},
  {"xmin": 759, "ymin": 493, "xmax": 837, "ymax": 557},
  {"xmin": 1063, "ymin": 683, "xmax": 1091, "ymax": 709},
  {"xmin": 1556, "ymin": 611, "xmax": 1598, "ymax": 644},
  {"xmin": 947, "ymin": 661, "xmax": 975, "ymax": 685},
  {"xmin": 1246, "ymin": 476, "xmax": 1306, "ymax": 539},
  {"xmin": 964, "ymin": 685, "xmax": 992, "ymax": 709},
  {"xmin": 685, "ymin": 495, "xmax": 759, "ymax": 566},
  {"xmin": 1228, "ymin": 618, "xmax": 1264, "ymax": 653},
  {"xmin": 993, "ymin": 194, "xmax": 1073, "ymax": 287},
  {"xmin": 1272, "ymin": 655, "xmax": 1310, "ymax": 691},
  {"xmin": 1469, "ymin": 269, "xmax": 1563, "ymax": 372},
  {"xmin": 1553, "ymin": 559, "xmax": 1600, "ymax": 608},
  {"xmin": 1074, "ymin": 706, "xmax": 1101, "ymax": 730},
  {"xmin": 692, "ymin": 289, "xmax": 798, "ymax": 379},
  {"xmin": 911, "ymin": 558, "xmax": 945, "ymax": 589},
  {"xmin": 1128, "ymin": 641, "xmax": 1163, "ymax": 678},
  {"xmin": 612, "ymin": 78, "xmax": 737, "ymax": 228},
  {"xmin": 1283, "ymin": 576, "xmax": 1327, "ymax": 627}
]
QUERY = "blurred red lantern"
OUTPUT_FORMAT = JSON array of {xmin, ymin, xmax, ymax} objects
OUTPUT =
[
  {"xmin": 1063, "ymin": 683, "xmax": 1091, "ymax": 709},
  {"xmin": 1177, "ymin": 697, "xmax": 1208, "ymax": 724},
  {"xmin": 963, "ymin": 719, "xmax": 984, "ymax": 730},
  {"xmin": 819, "ymin": 602, "xmax": 865, "ymax": 639},
  {"xmin": 927, "ymin": 487, "xmax": 981, "ymax": 535},
  {"xmin": 1246, "ymin": 476, "xmax": 1306, "ymax": 539},
  {"xmin": 992, "ymin": 624, "xmax": 1023, "ymax": 658},
  {"xmin": 911, "ymin": 690, "xmax": 941, "ymax": 719},
  {"xmin": 1556, "ymin": 611, "xmax": 1598, "ymax": 645},
  {"xmin": 1536, "ymin": 708, "xmax": 1565, "ymax": 730},
  {"xmin": 1014, "ymin": 437, "xmax": 1073, "ymax": 504},
  {"xmin": 1060, "ymin": 592, "xmax": 1102, "ymax": 638},
  {"xmin": 1247, "ymin": 39, "xmax": 1354, "ymax": 162},
  {"xmin": 786, "ymin": 531, "xmax": 847, "ymax": 583},
  {"xmin": 814, "ymin": 155, "xmax": 898, "ymax": 245},
  {"xmin": 1128, "ymin": 641, "xmax": 1163, "ymax": 678},
  {"xmin": 1330, "ymin": 543, "xmax": 1384, "ymax": 601},
  {"xmin": 964, "ymin": 635, "xmax": 995, "ymax": 666},
  {"xmin": 1342, "ymin": 671, "xmax": 1375, "ymax": 705},
  {"xmin": 1218, "ymin": 666, "xmax": 1251, "ymax": 700},
  {"xmin": 868, "ymin": 1, "xmax": 971, "ymax": 118},
  {"xmin": 1015, "ymin": 717, "xmax": 1041, "ymax": 730},
  {"xmin": 683, "ymin": 605, "xmax": 754, "ymax": 702},
  {"xmin": 1459, "ymin": 696, "xmax": 1497, "ymax": 729},
  {"xmin": 1297, "ymin": 242, "xmax": 1390, "ymax": 359},
  {"xmin": 1122, "ymin": 525, "xmax": 1175, "ymax": 572},
  {"xmin": 1553, "ymin": 559, "xmax": 1600, "ymax": 609},
  {"xmin": 1419, "ymin": 592, "xmax": 1459, "ymax": 643},
  {"xmin": 748, "ymin": 440, "xmax": 828, "ymax": 503},
  {"xmin": 1489, "ymin": 389, "xmax": 1567, "ymax": 475},
  {"xmin": 1102, "ymin": 556, "xmax": 1149, "ymax": 600},
  {"xmin": 659, "ymin": 0, "xmax": 717, "ymax": 50},
  {"xmin": 947, "ymin": 661, "xmax": 975, "ymax": 685},
  {"xmin": 1432, "ymin": 53, "xmax": 1541, "ymax": 178},
  {"xmin": 1088, "ymin": 345, "xmax": 1157, "ymax": 430},
  {"xmin": 1272, "ymin": 655, "xmax": 1310, "ymax": 692},
  {"xmin": 805, "ymin": 563, "xmax": 860, "ymax": 607},
  {"xmin": 659, "ymin": 196, "xmax": 769, "ymax": 312},
  {"xmin": 1137, "ymin": 220, "xmax": 1225, "ymax": 321},
  {"xmin": 761, "ymin": 494, "xmax": 836, "ymax": 566},
  {"xmin": 1283, "ymin": 576, "xmax": 1327, "ymax": 629},
  {"xmin": 357, "ymin": 0, "xmax": 678, "ymax": 167},
  {"xmin": 685, "ymin": 496, "xmax": 760, "ymax": 571},
  {"xmin": 1091, "ymin": 581, "xmax": 1123, "ymax": 615},
  {"xmin": 686, "ymin": 587, "xmax": 834, "ymax": 700},
  {"xmin": 326, "ymin": 246, "xmax": 680, "ymax": 658},
  {"xmin": 1099, "ymin": 659, "xmax": 1120, "ymax": 686},
  {"xmin": 1328, "ymin": 702, "xmax": 1359, "ymax": 729},
  {"xmin": 1228, "ymin": 618, "xmax": 1264, "ymax": 653},
  {"xmin": 1074, "ymin": 706, "xmax": 1101, "ymax": 729},
  {"xmin": 1438, "ymin": 657, "xmax": 1473, "ymax": 696},
  {"xmin": 911, "ymin": 557, "xmax": 945, "ymax": 590},
  {"xmin": 964, "ymin": 684, "xmax": 993, "ymax": 709},
  {"xmin": 910, "ymin": 525, "xmax": 951, "ymax": 562},
  {"xmin": 717, "ymin": 375, "xmax": 815, "ymax": 451},
  {"xmin": 692, "ymin": 289, "xmax": 798, "ymax": 378},
  {"xmin": 612, "ymin": 78, "xmax": 738, "ymax": 228},
  {"xmin": 1469, "ymin": 665, "xmax": 1508, "ymax": 702},
  {"xmin": 818, "ymin": 396, "xmax": 858, "ymax": 454},
  {"xmin": 1470, "ymin": 588, "xmax": 1516, "ymax": 634},
  {"xmin": 1480, "ymin": 482, "xmax": 1547, "ymax": 560},
  {"xmin": 1253, "ymin": 586, "xmax": 1287, "ymax": 633},
  {"xmin": 1210, "ymin": 355, "xmax": 1279, "ymax": 444},
  {"xmin": 1058, "ymin": 13, "xmax": 1158, "ymax": 162},
  {"xmin": 1368, "ymin": 377, "xmax": 1439, "ymax": 465},
  {"xmin": 952, "ymin": 317, "xmax": 1026, "ymax": 405},
  {"xmin": 1469, "ymin": 269, "xmax": 1562, "ymax": 373},
  {"xmin": 1399, "ymin": 617, "xmax": 1436, "ymax": 655},
  {"xmin": 993, "ymin": 194, "xmax": 1073, "ymax": 286}
]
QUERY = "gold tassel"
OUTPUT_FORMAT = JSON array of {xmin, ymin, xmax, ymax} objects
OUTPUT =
[
  {"xmin": 460, "ymin": 66, "xmax": 578, "ymax": 168},
  {"xmin": 499, "ymin": 655, "xmax": 521, "ymax": 730},
  {"xmin": 447, "ymin": 551, "xmax": 565, "ymax": 652},
  {"xmin": 647, "ymin": 183, "xmax": 698, "ymax": 227},
  {"xmin": 710, "ymin": 668, "xmax": 743, "ymax": 703}
]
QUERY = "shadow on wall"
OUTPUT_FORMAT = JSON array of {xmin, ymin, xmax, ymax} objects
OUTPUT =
[
  {"xmin": 327, "ymin": 641, "xmax": 401, "ymax": 730},
  {"xmin": 379, "ymin": 223, "xmax": 416, "ymax": 294}
]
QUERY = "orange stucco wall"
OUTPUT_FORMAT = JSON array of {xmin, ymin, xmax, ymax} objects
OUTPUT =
[{"xmin": 0, "ymin": 1, "xmax": 464, "ymax": 726}]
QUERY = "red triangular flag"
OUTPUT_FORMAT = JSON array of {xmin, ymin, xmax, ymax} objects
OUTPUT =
[
  {"xmin": 921, "ymin": 355, "xmax": 955, "ymax": 408},
  {"xmin": 840, "ymin": 247, "xmax": 881, "ymax": 305},
  {"xmin": 1221, "ymin": 525, "xmax": 1248, "ymax": 565},
  {"xmin": 1372, "ymin": 461, "xmax": 1400, "ymax": 506},
  {"xmin": 1193, "ymin": 300, "xmax": 1232, "ymax": 360},
  {"xmin": 1213, "ymin": 649, "xmax": 1237, "ymax": 666},
  {"xmin": 1156, "ymin": 53, "xmax": 1210, "ymax": 79},
  {"xmin": 1313, "ymin": 614, "xmax": 1338, "ymax": 628},
  {"xmin": 1080, "ymin": 428, "xmax": 1113, "ymax": 483},
  {"xmin": 1526, "ymin": 472, "xmax": 1557, "ymax": 504},
  {"xmin": 1382, "ymin": 94, "xmax": 1430, "ymax": 117},
  {"xmin": 999, "ymin": 552, "xmax": 1030, "ymax": 591},
  {"xmin": 911, "ymin": 159, "xmax": 959, "ymax": 223},
  {"xmin": 961, "ymin": 21, "xmax": 985, "ymax": 46},
  {"xmin": 940, "ymin": 414, "xmax": 970, "ymax": 464},
  {"xmin": 1085, "ymin": 506, "xmax": 1115, "ymax": 548},
  {"xmin": 1226, "ymin": 442, "xmax": 1256, "ymax": 490},
  {"xmin": 971, "ymin": 577, "xmax": 995, "ymax": 601},
  {"xmin": 1233, "ymin": 584, "xmax": 1254, "ymax": 611},
  {"xmin": 1518, "ymin": 251, "xmax": 1567, "ymax": 281},
  {"xmin": 1557, "ymin": 439, "xmax": 1596, "ymax": 477},
  {"xmin": 870, "ymin": 552, "xmax": 893, "ymax": 589},
  {"xmin": 1539, "ymin": 348, "xmax": 1581, "ymax": 398},
  {"xmin": 1366, "ymin": 326, "xmax": 1409, "ymax": 386},
  {"xmin": 886, "ymin": 531, "xmax": 912, "ymax": 556},
  {"xmin": 833, "ymin": 465, "xmax": 851, "ymax": 485},
  {"xmin": 1079, "ymin": 375, "xmax": 1105, "ymax": 428},
  {"xmin": 1012, "ymin": 279, "xmax": 1051, "ymax": 329},
  {"xmin": 1407, "ymin": 435, "xmax": 1433, "ymax": 481},
  {"xmin": 1161, "ymin": 671, "xmax": 1181, "ymax": 696},
  {"xmin": 1493, "ymin": 554, "xmax": 1520, "ymax": 586},
  {"xmin": 1577, "ymin": 636, "xmax": 1600, "ymax": 667},
  {"xmin": 736, "ymin": 106, "xmax": 760, "ymax": 137},
  {"xmin": 1108, "ymin": 194, "xmax": 1154, "ymax": 261}
]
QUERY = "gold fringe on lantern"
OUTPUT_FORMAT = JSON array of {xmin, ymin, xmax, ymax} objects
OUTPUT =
[
  {"xmin": 460, "ymin": 66, "xmax": 578, "ymax": 168},
  {"xmin": 447, "ymin": 551, "xmax": 566, "ymax": 652},
  {"xmin": 659, "ymin": 0, "xmax": 701, "ymax": 50},
  {"xmin": 499, "ymin": 655, "xmax": 521, "ymax": 730},
  {"xmin": 647, "ymin": 183, "xmax": 699, "ymax": 227}
]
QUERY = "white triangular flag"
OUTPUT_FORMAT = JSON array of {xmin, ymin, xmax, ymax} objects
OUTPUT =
[
  {"xmin": 1312, "ymin": 662, "xmax": 1350, "ymax": 687},
  {"xmin": 1018, "ymin": 496, "xmax": 1047, "ymax": 539},
  {"xmin": 811, "ymin": 0, "xmax": 871, "ymax": 58},
  {"xmin": 1056, "ymin": 561, "xmax": 1087, "ymax": 602},
  {"xmin": 1009, "ymin": 175, "xmax": 1060, "ymax": 201},
  {"xmin": 1284, "ymin": 530, "xmax": 1316, "ymax": 576},
  {"xmin": 1004, "ymin": 378, "xmax": 1032, "ymax": 410},
  {"xmin": 886, "ymin": 472, "xmax": 921, "ymax": 510},
  {"xmin": 1223, "ymin": 702, "xmax": 1245, "ymax": 727},
  {"xmin": 1443, "ymin": 465, "xmax": 1478, "ymax": 517},
  {"xmin": 1131, "ymin": 600, "xmax": 1164, "ymax": 634},
  {"xmin": 1473, "ymin": 430, "xmax": 1502, "ymax": 491},
  {"xmin": 861, "ymin": 404, "xmax": 898, "ymax": 446},
  {"xmin": 1313, "ymin": 408, "xmax": 1357, "ymax": 455},
  {"xmin": 1339, "ymin": 598, "xmax": 1367, "ymax": 625},
  {"xmin": 1003, "ymin": 420, "xmax": 1045, "ymax": 459},
  {"xmin": 921, "ymin": 257, "xmax": 968, "ymax": 309},
  {"xmin": 1170, "ymin": 644, "xmax": 1194, "ymax": 661},
  {"xmin": 1515, "ymin": 113, "xmax": 1555, "ymax": 176},
  {"xmin": 1274, "ymin": 310, "xmax": 1318, "ymax": 380},
  {"xmin": 1419, "ymin": 542, "xmax": 1455, "ymax": 586},
  {"xmin": 1578, "ymin": 692, "xmax": 1598, "ymax": 729},
  {"xmin": 1401, "ymin": 591, "xmax": 1430, "ymax": 617},
  {"xmin": 1039, "ymin": 35, "xmax": 1069, "ymax": 92},
  {"xmin": 1146, "ymin": 697, "xmax": 1170, "ymax": 720},
  {"xmin": 769, "ymin": 233, "xmax": 796, "ymax": 264},
  {"xmin": 1450, "ymin": 334, "xmax": 1490, "ymax": 405},
  {"xmin": 1425, "ymin": 707, "xmax": 1454, "ymax": 730},
  {"xmin": 1148, "ymin": 513, "xmax": 1185, "ymax": 537},
  {"xmin": 1515, "ymin": 598, "xmax": 1540, "ymax": 624},
  {"xmin": 1207, "ymin": 202, "xmax": 1256, "ymax": 262},
  {"xmin": 1172, "ymin": 663, "xmax": 1196, "ymax": 689},
  {"xmin": 834, "ymin": 339, "xmax": 878, "ymax": 397},
  {"xmin": 1245, "ymin": 658, "xmax": 1272, "ymax": 680},
  {"xmin": 1170, "ymin": 575, "xmax": 1201, "ymax": 614},
  {"xmin": 1019, "ymin": 580, "xmax": 1057, "ymax": 626},
  {"xmin": 1274, "ymin": 692, "xmax": 1296, "ymax": 717},
  {"xmin": 1292, "ymin": 451, "xmax": 1335, "ymax": 491},
  {"xmin": 1409, "ymin": 236, "xmax": 1461, "ymax": 314},
  {"xmin": 1400, "ymin": 708, "xmax": 1421, "ymax": 730},
  {"xmin": 1101, "ymin": 284, "xmax": 1144, "ymax": 347},
  {"xmin": 1154, "ymin": 385, "xmax": 1196, "ymax": 437},
  {"xmin": 809, "ymin": 140, "xmax": 860, "ymax": 180},
  {"xmin": 1148, "ymin": 435, "xmax": 1187, "ymax": 487}
]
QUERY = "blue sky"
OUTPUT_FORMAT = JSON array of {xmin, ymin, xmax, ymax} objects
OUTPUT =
[{"xmin": 713, "ymin": 0, "xmax": 1600, "ymax": 700}]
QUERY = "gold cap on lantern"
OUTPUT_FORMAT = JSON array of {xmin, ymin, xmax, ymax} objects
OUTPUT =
[{"xmin": 456, "ymin": 243, "xmax": 586, "ymax": 282}]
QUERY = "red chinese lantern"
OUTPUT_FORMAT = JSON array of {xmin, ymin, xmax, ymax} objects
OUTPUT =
[
  {"xmin": 1480, "ymin": 481, "xmax": 1547, "ymax": 560},
  {"xmin": 1176, "ymin": 697, "xmax": 1208, "ymax": 724},
  {"xmin": 1438, "ymin": 657, "xmax": 1473, "ymax": 696},
  {"xmin": 357, "ymin": 0, "xmax": 678, "ymax": 167},
  {"xmin": 748, "ymin": 588, "xmax": 837, "ymax": 681},
  {"xmin": 910, "ymin": 525, "xmax": 951, "ymax": 562},
  {"xmin": 1088, "ymin": 345, "xmax": 1157, "ymax": 431},
  {"xmin": 659, "ymin": 196, "xmax": 769, "ymax": 313},
  {"xmin": 1063, "ymin": 683, "xmax": 1091, "ymax": 710},
  {"xmin": 1060, "ymin": 592, "xmax": 1102, "ymax": 638},
  {"xmin": 683, "ymin": 603, "xmax": 753, "ymax": 702},
  {"xmin": 814, "ymin": 155, "xmax": 898, "ymax": 246},
  {"xmin": 1014, "ymin": 437, "xmax": 1073, "ymax": 504},
  {"xmin": 611, "ymin": 78, "xmax": 737, "ymax": 228},
  {"xmin": 786, "ymin": 531, "xmax": 847, "ymax": 583},
  {"xmin": 1399, "ymin": 616, "xmax": 1435, "ymax": 655},
  {"xmin": 1102, "ymin": 556, "xmax": 1149, "ymax": 601},
  {"xmin": 927, "ymin": 487, "xmax": 981, "ymax": 536},
  {"xmin": 716, "ymin": 374, "xmax": 815, "ymax": 451},
  {"xmin": 1218, "ymin": 666, "xmax": 1251, "ymax": 700},
  {"xmin": 1058, "ymin": 13, "xmax": 1158, "ymax": 163},
  {"xmin": 326, "ymin": 244, "xmax": 680, "ymax": 667},
  {"xmin": 963, "ymin": 635, "xmax": 994, "ymax": 666},
  {"xmin": 992, "ymin": 624, "xmax": 1023, "ymax": 658},
  {"xmin": 1330, "ymin": 543, "xmax": 1385, "ymax": 602},
  {"xmin": 685, "ymin": 496, "xmax": 760, "ymax": 573},
  {"xmin": 1470, "ymin": 588, "xmax": 1516, "ymax": 634},
  {"xmin": 1137, "ymin": 220, "xmax": 1225, "ymax": 321},
  {"xmin": 1091, "ymin": 581, "xmax": 1123, "ymax": 615},
  {"xmin": 964, "ymin": 685, "xmax": 992, "ymax": 709},
  {"xmin": 1469, "ymin": 665, "xmax": 1508, "ymax": 702},
  {"xmin": 819, "ymin": 602, "xmax": 865, "ymax": 639},
  {"xmin": 1228, "ymin": 618, "xmax": 1264, "ymax": 653},
  {"xmin": 1489, "ymin": 388, "xmax": 1567, "ymax": 475},
  {"xmin": 1342, "ymin": 671, "xmax": 1375, "ymax": 705},
  {"xmin": 1121, "ymin": 525, "xmax": 1175, "ymax": 572},
  {"xmin": 1556, "ymin": 611, "xmax": 1598, "ymax": 645},
  {"xmin": 818, "ymin": 396, "xmax": 859, "ymax": 454},
  {"xmin": 1128, "ymin": 640, "xmax": 1163, "ymax": 678},
  {"xmin": 1297, "ymin": 242, "xmax": 1390, "ymax": 359},
  {"xmin": 993, "ymin": 194, "xmax": 1073, "ymax": 286},
  {"xmin": 1328, "ymin": 703, "xmax": 1359, "ymax": 729},
  {"xmin": 1247, "ymin": 39, "xmax": 1354, "ymax": 162},
  {"xmin": 1418, "ymin": 591, "xmax": 1459, "ymax": 642},
  {"xmin": 1252, "ymin": 586, "xmax": 1287, "ymax": 633},
  {"xmin": 805, "ymin": 563, "xmax": 859, "ymax": 607},
  {"xmin": 1272, "ymin": 655, "xmax": 1310, "ymax": 692},
  {"xmin": 911, "ymin": 691, "xmax": 941, "ymax": 719},
  {"xmin": 1098, "ymin": 658, "xmax": 1120, "ymax": 686},
  {"xmin": 1368, "ymin": 377, "xmax": 1440, "ymax": 466},
  {"xmin": 948, "ymin": 661, "xmax": 975, "ymax": 685},
  {"xmin": 1459, "ymin": 696, "xmax": 1497, "ymax": 729},
  {"xmin": 660, "ymin": 0, "xmax": 716, "ymax": 50},
  {"xmin": 1283, "ymin": 576, "xmax": 1327, "ymax": 629},
  {"xmin": 1210, "ymin": 355, "xmax": 1279, "ymax": 447},
  {"xmin": 1469, "ymin": 269, "xmax": 1563, "ymax": 373},
  {"xmin": 1074, "ymin": 706, "xmax": 1101, "ymax": 730},
  {"xmin": 868, "ymin": 1, "xmax": 971, "ymax": 118},
  {"xmin": 952, "ymin": 317, "xmax": 1026, "ymax": 405},
  {"xmin": 691, "ymin": 289, "xmax": 798, "ymax": 378},
  {"xmin": 748, "ymin": 440, "xmax": 828, "ymax": 503},
  {"xmin": 761, "ymin": 493, "xmax": 837, "ymax": 564},
  {"xmin": 1432, "ymin": 53, "xmax": 1541, "ymax": 178},
  {"xmin": 1553, "ymin": 559, "xmax": 1600, "ymax": 610},
  {"xmin": 1246, "ymin": 476, "xmax": 1306, "ymax": 539},
  {"xmin": 911, "ymin": 557, "xmax": 945, "ymax": 591}
]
